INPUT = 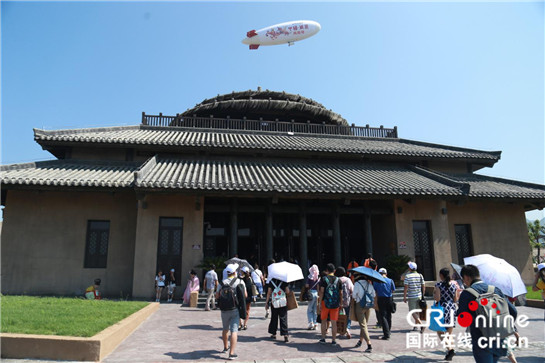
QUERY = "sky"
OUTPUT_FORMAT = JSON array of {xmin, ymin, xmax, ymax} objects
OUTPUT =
[{"xmin": 1, "ymin": 0, "xmax": 544, "ymax": 221}]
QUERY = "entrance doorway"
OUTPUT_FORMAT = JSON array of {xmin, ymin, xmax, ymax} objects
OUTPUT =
[
  {"xmin": 156, "ymin": 217, "xmax": 183, "ymax": 284},
  {"xmin": 412, "ymin": 220, "xmax": 435, "ymax": 280}
]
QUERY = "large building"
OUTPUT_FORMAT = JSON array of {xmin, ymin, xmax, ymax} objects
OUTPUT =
[{"xmin": 2, "ymin": 89, "xmax": 544, "ymax": 298}]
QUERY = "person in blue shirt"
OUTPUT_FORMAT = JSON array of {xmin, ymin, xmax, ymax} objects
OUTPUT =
[
  {"xmin": 456, "ymin": 265, "xmax": 517, "ymax": 363},
  {"xmin": 373, "ymin": 268, "xmax": 396, "ymax": 340}
]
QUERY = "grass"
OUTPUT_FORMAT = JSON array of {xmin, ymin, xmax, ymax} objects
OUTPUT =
[
  {"xmin": 1, "ymin": 295, "xmax": 149, "ymax": 337},
  {"xmin": 526, "ymin": 286, "xmax": 544, "ymax": 300}
]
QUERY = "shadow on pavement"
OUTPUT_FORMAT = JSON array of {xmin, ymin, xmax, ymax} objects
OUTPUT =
[
  {"xmin": 177, "ymin": 324, "xmax": 215, "ymax": 330},
  {"xmin": 164, "ymin": 350, "xmax": 224, "ymax": 360}
]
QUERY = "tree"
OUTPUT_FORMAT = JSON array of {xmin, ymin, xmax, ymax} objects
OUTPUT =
[{"xmin": 528, "ymin": 219, "xmax": 545, "ymax": 264}]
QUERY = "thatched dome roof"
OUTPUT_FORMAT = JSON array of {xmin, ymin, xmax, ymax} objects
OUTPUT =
[{"xmin": 181, "ymin": 89, "xmax": 348, "ymax": 126}]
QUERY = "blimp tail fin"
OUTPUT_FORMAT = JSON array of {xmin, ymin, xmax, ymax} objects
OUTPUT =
[
  {"xmin": 249, "ymin": 44, "xmax": 260, "ymax": 50},
  {"xmin": 246, "ymin": 30, "xmax": 257, "ymax": 38}
]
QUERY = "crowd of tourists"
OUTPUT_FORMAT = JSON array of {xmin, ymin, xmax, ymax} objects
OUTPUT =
[{"xmin": 148, "ymin": 256, "xmax": 545, "ymax": 362}]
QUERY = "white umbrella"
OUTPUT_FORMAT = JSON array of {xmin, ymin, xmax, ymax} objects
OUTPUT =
[
  {"xmin": 463, "ymin": 254, "xmax": 527, "ymax": 298},
  {"xmin": 266, "ymin": 261, "xmax": 304, "ymax": 283}
]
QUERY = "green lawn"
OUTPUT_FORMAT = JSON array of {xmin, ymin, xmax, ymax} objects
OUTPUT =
[
  {"xmin": 1, "ymin": 296, "xmax": 149, "ymax": 337},
  {"xmin": 526, "ymin": 286, "xmax": 544, "ymax": 300}
]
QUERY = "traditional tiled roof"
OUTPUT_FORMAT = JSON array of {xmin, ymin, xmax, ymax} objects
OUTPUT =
[
  {"xmin": 134, "ymin": 156, "xmax": 465, "ymax": 196},
  {"xmin": 2, "ymin": 157, "xmax": 544, "ymax": 202},
  {"xmin": 34, "ymin": 126, "xmax": 501, "ymax": 163},
  {"xmin": 181, "ymin": 89, "xmax": 349, "ymax": 126},
  {"xmin": 447, "ymin": 173, "xmax": 545, "ymax": 199},
  {"xmin": 0, "ymin": 160, "xmax": 139, "ymax": 188}
]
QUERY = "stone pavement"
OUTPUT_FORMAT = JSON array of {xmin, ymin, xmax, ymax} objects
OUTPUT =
[
  {"xmin": 99, "ymin": 300, "xmax": 544, "ymax": 363},
  {"xmin": 4, "ymin": 301, "xmax": 544, "ymax": 362}
]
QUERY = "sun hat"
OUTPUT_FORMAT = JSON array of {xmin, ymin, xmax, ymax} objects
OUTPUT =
[
  {"xmin": 241, "ymin": 266, "xmax": 250, "ymax": 273},
  {"xmin": 225, "ymin": 263, "xmax": 239, "ymax": 274},
  {"xmin": 408, "ymin": 261, "xmax": 417, "ymax": 270},
  {"xmin": 538, "ymin": 263, "xmax": 545, "ymax": 271},
  {"xmin": 379, "ymin": 268, "xmax": 387, "ymax": 274}
]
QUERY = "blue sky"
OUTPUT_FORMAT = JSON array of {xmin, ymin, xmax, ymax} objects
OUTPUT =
[{"xmin": 2, "ymin": 1, "xmax": 544, "ymax": 220}]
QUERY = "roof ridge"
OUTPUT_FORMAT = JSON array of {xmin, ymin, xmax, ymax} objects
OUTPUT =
[
  {"xmin": 399, "ymin": 138, "xmax": 501, "ymax": 160},
  {"xmin": 1, "ymin": 159, "xmax": 141, "ymax": 171},
  {"xmin": 409, "ymin": 165, "xmax": 471, "ymax": 194},
  {"xmin": 34, "ymin": 125, "xmax": 141, "ymax": 138},
  {"xmin": 451, "ymin": 172, "xmax": 545, "ymax": 191}
]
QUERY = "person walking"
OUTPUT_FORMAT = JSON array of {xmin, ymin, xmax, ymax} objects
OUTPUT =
[
  {"xmin": 317, "ymin": 263, "xmax": 343, "ymax": 347},
  {"xmin": 531, "ymin": 263, "xmax": 545, "ymax": 321},
  {"xmin": 216, "ymin": 263, "xmax": 247, "ymax": 360},
  {"xmin": 456, "ymin": 264, "xmax": 517, "ymax": 363},
  {"xmin": 305, "ymin": 264, "xmax": 320, "ymax": 330},
  {"xmin": 373, "ymin": 268, "xmax": 396, "ymax": 340},
  {"xmin": 240, "ymin": 266, "xmax": 255, "ymax": 330},
  {"xmin": 203, "ymin": 265, "xmax": 219, "ymax": 311},
  {"xmin": 352, "ymin": 273, "xmax": 375, "ymax": 353},
  {"xmin": 183, "ymin": 270, "xmax": 200, "ymax": 306},
  {"xmin": 251, "ymin": 263, "xmax": 265, "ymax": 298},
  {"xmin": 166, "ymin": 269, "xmax": 176, "ymax": 302},
  {"xmin": 265, "ymin": 277, "xmax": 290, "ymax": 342},
  {"xmin": 433, "ymin": 267, "xmax": 458, "ymax": 360},
  {"xmin": 403, "ymin": 261, "xmax": 425, "ymax": 332},
  {"xmin": 335, "ymin": 266, "xmax": 354, "ymax": 339},
  {"xmin": 264, "ymin": 259, "xmax": 275, "ymax": 319},
  {"xmin": 155, "ymin": 270, "xmax": 165, "ymax": 302}
]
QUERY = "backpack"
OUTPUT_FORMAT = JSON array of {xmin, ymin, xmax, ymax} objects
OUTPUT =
[
  {"xmin": 218, "ymin": 278, "xmax": 238, "ymax": 311},
  {"xmin": 323, "ymin": 276, "xmax": 341, "ymax": 309},
  {"xmin": 358, "ymin": 280, "xmax": 375, "ymax": 309},
  {"xmin": 466, "ymin": 285, "xmax": 515, "ymax": 339},
  {"xmin": 271, "ymin": 280, "xmax": 287, "ymax": 308},
  {"xmin": 340, "ymin": 278, "xmax": 351, "ymax": 307}
]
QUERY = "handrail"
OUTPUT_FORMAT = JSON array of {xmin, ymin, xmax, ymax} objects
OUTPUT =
[{"xmin": 141, "ymin": 112, "xmax": 398, "ymax": 138}]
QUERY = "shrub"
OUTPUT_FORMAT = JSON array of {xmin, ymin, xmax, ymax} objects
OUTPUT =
[{"xmin": 384, "ymin": 254, "xmax": 411, "ymax": 282}]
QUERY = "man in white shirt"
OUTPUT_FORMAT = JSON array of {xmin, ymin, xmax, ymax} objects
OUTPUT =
[{"xmin": 203, "ymin": 265, "xmax": 219, "ymax": 311}]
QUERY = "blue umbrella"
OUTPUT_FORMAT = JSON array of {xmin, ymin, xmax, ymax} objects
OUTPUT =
[{"xmin": 349, "ymin": 266, "xmax": 387, "ymax": 283}]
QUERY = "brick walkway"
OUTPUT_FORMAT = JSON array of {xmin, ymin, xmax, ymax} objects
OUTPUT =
[
  {"xmin": 4, "ymin": 301, "xmax": 544, "ymax": 362},
  {"xmin": 102, "ymin": 301, "xmax": 544, "ymax": 362}
]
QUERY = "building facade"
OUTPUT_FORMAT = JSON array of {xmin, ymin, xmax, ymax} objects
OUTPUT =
[{"xmin": 2, "ymin": 90, "xmax": 544, "ymax": 298}]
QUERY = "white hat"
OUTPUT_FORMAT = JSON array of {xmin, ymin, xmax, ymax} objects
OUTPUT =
[
  {"xmin": 379, "ymin": 268, "xmax": 387, "ymax": 274},
  {"xmin": 225, "ymin": 263, "xmax": 239, "ymax": 274},
  {"xmin": 241, "ymin": 266, "xmax": 250, "ymax": 273},
  {"xmin": 408, "ymin": 261, "xmax": 417, "ymax": 270},
  {"xmin": 538, "ymin": 263, "xmax": 545, "ymax": 271}
]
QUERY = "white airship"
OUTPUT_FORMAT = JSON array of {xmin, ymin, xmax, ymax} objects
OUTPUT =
[{"xmin": 242, "ymin": 20, "xmax": 321, "ymax": 50}]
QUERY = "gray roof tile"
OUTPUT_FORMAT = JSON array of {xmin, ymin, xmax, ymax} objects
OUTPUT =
[
  {"xmin": 135, "ymin": 156, "xmax": 464, "ymax": 196},
  {"xmin": 0, "ymin": 160, "xmax": 139, "ymax": 188},
  {"xmin": 34, "ymin": 126, "xmax": 500, "ymax": 162},
  {"xmin": 2, "ymin": 157, "xmax": 544, "ymax": 201}
]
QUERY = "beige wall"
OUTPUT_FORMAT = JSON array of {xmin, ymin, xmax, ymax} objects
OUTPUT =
[
  {"xmin": 394, "ymin": 199, "xmax": 452, "ymax": 279},
  {"xmin": 393, "ymin": 198, "xmax": 533, "ymax": 284},
  {"xmin": 131, "ymin": 194, "xmax": 204, "ymax": 298},
  {"xmin": 1, "ymin": 190, "xmax": 137, "ymax": 297},
  {"xmin": 446, "ymin": 200, "xmax": 533, "ymax": 283}
]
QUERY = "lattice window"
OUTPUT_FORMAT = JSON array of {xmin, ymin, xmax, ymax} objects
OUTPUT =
[{"xmin": 84, "ymin": 220, "xmax": 110, "ymax": 268}]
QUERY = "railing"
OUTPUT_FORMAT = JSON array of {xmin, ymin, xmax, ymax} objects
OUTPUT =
[{"xmin": 141, "ymin": 112, "xmax": 398, "ymax": 138}]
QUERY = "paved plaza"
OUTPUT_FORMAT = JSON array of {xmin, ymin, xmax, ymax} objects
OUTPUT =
[
  {"xmin": 4, "ymin": 300, "xmax": 544, "ymax": 362},
  {"xmin": 101, "ymin": 301, "xmax": 544, "ymax": 363}
]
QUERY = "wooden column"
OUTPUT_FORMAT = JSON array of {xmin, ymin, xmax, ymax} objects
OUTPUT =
[
  {"xmin": 364, "ymin": 203, "xmax": 373, "ymax": 256},
  {"xmin": 333, "ymin": 204, "xmax": 342, "ymax": 267},
  {"xmin": 299, "ymin": 202, "xmax": 308, "ymax": 276},
  {"xmin": 265, "ymin": 200, "xmax": 273, "ymax": 262},
  {"xmin": 229, "ymin": 199, "xmax": 238, "ymax": 257}
]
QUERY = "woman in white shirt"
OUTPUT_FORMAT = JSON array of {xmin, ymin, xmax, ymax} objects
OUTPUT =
[
  {"xmin": 352, "ymin": 274, "xmax": 376, "ymax": 353},
  {"xmin": 155, "ymin": 270, "xmax": 166, "ymax": 302}
]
